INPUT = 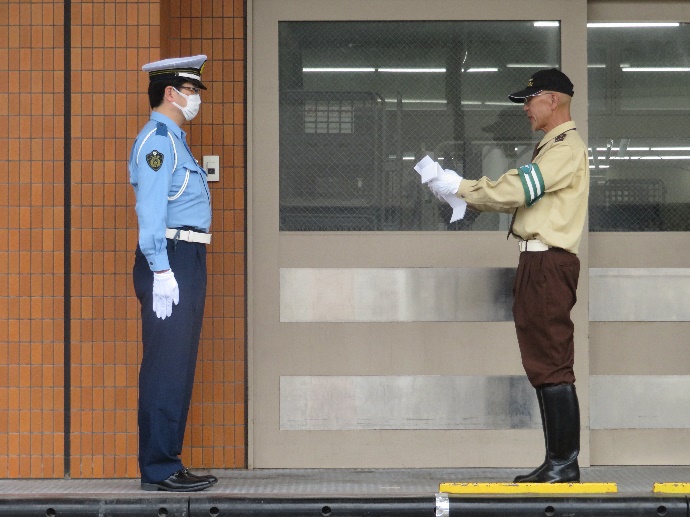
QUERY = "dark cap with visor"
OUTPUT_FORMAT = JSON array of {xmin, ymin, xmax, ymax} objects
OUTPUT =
[{"xmin": 508, "ymin": 68, "xmax": 574, "ymax": 103}]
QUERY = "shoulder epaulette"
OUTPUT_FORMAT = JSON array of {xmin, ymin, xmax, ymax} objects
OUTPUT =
[{"xmin": 156, "ymin": 121, "xmax": 168, "ymax": 136}]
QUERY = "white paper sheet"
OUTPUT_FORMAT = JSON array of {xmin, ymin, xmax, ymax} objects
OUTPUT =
[
  {"xmin": 443, "ymin": 192, "xmax": 467, "ymax": 222},
  {"xmin": 414, "ymin": 155, "xmax": 467, "ymax": 222},
  {"xmin": 413, "ymin": 156, "xmax": 443, "ymax": 184}
]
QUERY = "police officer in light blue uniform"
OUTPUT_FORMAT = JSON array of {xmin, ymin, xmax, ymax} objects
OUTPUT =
[{"xmin": 129, "ymin": 55, "xmax": 217, "ymax": 492}]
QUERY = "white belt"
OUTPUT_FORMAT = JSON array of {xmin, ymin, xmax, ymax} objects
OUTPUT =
[
  {"xmin": 518, "ymin": 239, "xmax": 550, "ymax": 252},
  {"xmin": 165, "ymin": 228, "xmax": 211, "ymax": 244}
]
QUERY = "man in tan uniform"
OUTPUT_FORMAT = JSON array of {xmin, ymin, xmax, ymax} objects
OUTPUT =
[{"xmin": 428, "ymin": 69, "xmax": 589, "ymax": 483}]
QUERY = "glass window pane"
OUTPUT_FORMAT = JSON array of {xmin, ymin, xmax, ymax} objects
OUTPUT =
[
  {"xmin": 279, "ymin": 21, "xmax": 561, "ymax": 231},
  {"xmin": 588, "ymin": 23, "xmax": 690, "ymax": 232}
]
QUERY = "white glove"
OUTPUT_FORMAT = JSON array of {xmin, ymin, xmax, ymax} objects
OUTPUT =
[
  {"xmin": 428, "ymin": 169, "xmax": 463, "ymax": 197},
  {"xmin": 152, "ymin": 270, "xmax": 179, "ymax": 320}
]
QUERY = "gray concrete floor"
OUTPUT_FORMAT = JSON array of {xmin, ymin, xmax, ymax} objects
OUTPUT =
[{"xmin": 0, "ymin": 467, "xmax": 688, "ymax": 497}]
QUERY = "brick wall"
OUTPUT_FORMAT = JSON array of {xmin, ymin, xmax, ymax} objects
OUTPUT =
[{"xmin": 0, "ymin": 0, "xmax": 246, "ymax": 479}]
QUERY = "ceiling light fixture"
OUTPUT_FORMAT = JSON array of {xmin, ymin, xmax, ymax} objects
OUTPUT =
[
  {"xmin": 622, "ymin": 67, "xmax": 690, "ymax": 72},
  {"xmin": 588, "ymin": 22, "xmax": 680, "ymax": 28},
  {"xmin": 389, "ymin": 99, "xmax": 447, "ymax": 104},
  {"xmin": 378, "ymin": 68, "xmax": 446, "ymax": 73},
  {"xmin": 303, "ymin": 67, "xmax": 375, "ymax": 72},
  {"xmin": 506, "ymin": 63, "xmax": 555, "ymax": 68}
]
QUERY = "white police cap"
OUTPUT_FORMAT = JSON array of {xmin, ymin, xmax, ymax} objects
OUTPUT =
[{"xmin": 142, "ymin": 54, "xmax": 207, "ymax": 89}]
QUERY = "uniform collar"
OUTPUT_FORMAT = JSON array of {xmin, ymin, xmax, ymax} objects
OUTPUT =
[
  {"xmin": 150, "ymin": 111, "xmax": 185, "ymax": 140},
  {"xmin": 538, "ymin": 120, "xmax": 576, "ymax": 148}
]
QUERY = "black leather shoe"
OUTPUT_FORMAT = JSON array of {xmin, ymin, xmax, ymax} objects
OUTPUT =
[
  {"xmin": 141, "ymin": 469, "xmax": 214, "ymax": 492},
  {"xmin": 182, "ymin": 467, "xmax": 218, "ymax": 485}
]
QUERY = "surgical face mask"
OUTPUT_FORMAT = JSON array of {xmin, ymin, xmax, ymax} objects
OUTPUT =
[{"xmin": 172, "ymin": 87, "xmax": 201, "ymax": 121}]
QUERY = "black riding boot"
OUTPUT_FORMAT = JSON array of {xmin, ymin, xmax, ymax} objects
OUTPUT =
[
  {"xmin": 513, "ymin": 387, "xmax": 547, "ymax": 482},
  {"xmin": 514, "ymin": 384, "xmax": 580, "ymax": 483}
]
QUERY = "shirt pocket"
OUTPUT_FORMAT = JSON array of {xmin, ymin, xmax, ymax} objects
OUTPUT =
[{"xmin": 168, "ymin": 160, "xmax": 202, "ymax": 200}]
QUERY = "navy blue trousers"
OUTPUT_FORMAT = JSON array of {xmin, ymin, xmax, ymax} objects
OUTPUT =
[{"xmin": 132, "ymin": 240, "xmax": 207, "ymax": 483}]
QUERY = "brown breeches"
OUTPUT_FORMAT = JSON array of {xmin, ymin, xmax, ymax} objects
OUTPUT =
[{"xmin": 512, "ymin": 248, "xmax": 580, "ymax": 387}]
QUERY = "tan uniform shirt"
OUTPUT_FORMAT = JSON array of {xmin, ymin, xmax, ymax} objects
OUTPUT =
[{"xmin": 457, "ymin": 120, "xmax": 589, "ymax": 254}]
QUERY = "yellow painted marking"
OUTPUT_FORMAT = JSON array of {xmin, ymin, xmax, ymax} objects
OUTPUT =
[
  {"xmin": 440, "ymin": 482, "xmax": 618, "ymax": 494},
  {"xmin": 653, "ymin": 483, "xmax": 690, "ymax": 494}
]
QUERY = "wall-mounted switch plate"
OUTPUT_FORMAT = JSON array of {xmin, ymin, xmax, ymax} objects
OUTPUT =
[{"xmin": 203, "ymin": 155, "xmax": 220, "ymax": 182}]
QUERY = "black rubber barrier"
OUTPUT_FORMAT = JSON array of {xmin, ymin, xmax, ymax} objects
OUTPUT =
[
  {"xmin": 450, "ymin": 495, "xmax": 689, "ymax": 516},
  {"xmin": 0, "ymin": 496, "xmax": 189, "ymax": 517},
  {"xmin": 189, "ymin": 496, "xmax": 435, "ymax": 516},
  {"xmin": 0, "ymin": 495, "xmax": 687, "ymax": 517}
]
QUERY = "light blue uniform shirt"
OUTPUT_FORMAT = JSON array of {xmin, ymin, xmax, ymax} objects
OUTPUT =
[{"xmin": 129, "ymin": 112, "xmax": 211, "ymax": 271}]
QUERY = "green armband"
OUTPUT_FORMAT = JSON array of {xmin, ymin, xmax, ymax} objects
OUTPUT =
[{"xmin": 518, "ymin": 163, "xmax": 545, "ymax": 206}]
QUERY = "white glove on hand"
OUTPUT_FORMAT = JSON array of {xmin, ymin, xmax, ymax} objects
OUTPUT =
[
  {"xmin": 428, "ymin": 169, "xmax": 463, "ymax": 197},
  {"xmin": 152, "ymin": 270, "xmax": 180, "ymax": 320}
]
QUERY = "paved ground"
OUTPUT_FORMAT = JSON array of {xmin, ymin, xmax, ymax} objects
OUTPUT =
[{"xmin": 0, "ymin": 466, "xmax": 688, "ymax": 496}]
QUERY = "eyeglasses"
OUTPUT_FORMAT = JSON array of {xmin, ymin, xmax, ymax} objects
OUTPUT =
[
  {"xmin": 179, "ymin": 86, "xmax": 201, "ymax": 95},
  {"xmin": 524, "ymin": 92, "xmax": 552, "ymax": 105}
]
